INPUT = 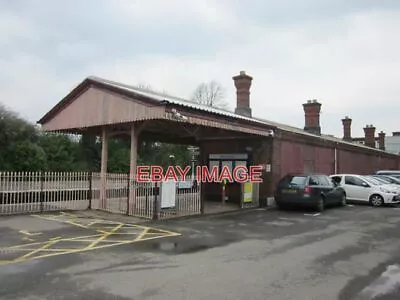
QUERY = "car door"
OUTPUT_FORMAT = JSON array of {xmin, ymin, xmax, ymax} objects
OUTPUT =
[
  {"xmin": 343, "ymin": 176, "xmax": 363, "ymax": 201},
  {"xmin": 316, "ymin": 175, "xmax": 336, "ymax": 204},
  {"xmin": 344, "ymin": 176, "xmax": 370, "ymax": 201},
  {"xmin": 325, "ymin": 175, "xmax": 343, "ymax": 204}
]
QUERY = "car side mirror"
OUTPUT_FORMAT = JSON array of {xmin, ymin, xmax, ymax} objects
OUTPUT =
[{"xmin": 361, "ymin": 182, "xmax": 369, "ymax": 187}]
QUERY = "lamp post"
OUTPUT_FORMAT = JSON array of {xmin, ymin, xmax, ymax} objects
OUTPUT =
[{"xmin": 187, "ymin": 146, "xmax": 199, "ymax": 181}]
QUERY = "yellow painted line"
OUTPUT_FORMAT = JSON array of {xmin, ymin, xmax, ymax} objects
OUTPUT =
[
  {"xmin": 64, "ymin": 220, "xmax": 89, "ymax": 229},
  {"xmin": 1, "ymin": 248, "xmax": 75, "ymax": 252},
  {"xmin": 84, "ymin": 224, "xmax": 124, "ymax": 250},
  {"xmin": 22, "ymin": 237, "xmax": 35, "ymax": 242},
  {"xmin": 0, "ymin": 231, "xmax": 182, "ymax": 266},
  {"xmin": 19, "ymin": 240, "xmax": 58, "ymax": 259},
  {"xmin": 134, "ymin": 228, "xmax": 150, "ymax": 241},
  {"xmin": 32, "ymin": 214, "xmax": 58, "ymax": 220},
  {"xmin": 104, "ymin": 232, "xmax": 142, "ymax": 235},
  {"xmin": 19, "ymin": 230, "xmax": 42, "ymax": 236},
  {"xmin": 58, "ymin": 234, "xmax": 102, "ymax": 241},
  {"xmin": 67, "ymin": 239, "xmax": 120, "ymax": 243},
  {"xmin": 60, "ymin": 212, "xmax": 76, "ymax": 217},
  {"xmin": 0, "ymin": 241, "xmax": 45, "ymax": 250}
]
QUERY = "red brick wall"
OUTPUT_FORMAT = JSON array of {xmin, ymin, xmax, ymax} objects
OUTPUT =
[
  {"xmin": 337, "ymin": 149, "xmax": 398, "ymax": 174},
  {"xmin": 270, "ymin": 134, "xmax": 400, "ymax": 196}
]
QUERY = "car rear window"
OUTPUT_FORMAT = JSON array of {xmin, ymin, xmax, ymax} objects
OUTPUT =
[
  {"xmin": 288, "ymin": 176, "xmax": 307, "ymax": 185},
  {"xmin": 277, "ymin": 175, "xmax": 308, "ymax": 188}
]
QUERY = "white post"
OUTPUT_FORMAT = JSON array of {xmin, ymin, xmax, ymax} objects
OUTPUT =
[
  {"xmin": 129, "ymin": 124, "xmax": 138, "ymax": 212},
  {"xmin": 100, "ymin": 127, "xmax": 108, "ymax": 209},
  {"xmin": 130, "ymin": 124, "xmax": 138, "ymax": 177}
]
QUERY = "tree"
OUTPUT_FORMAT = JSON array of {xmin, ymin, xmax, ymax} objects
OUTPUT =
[
  {"xmin": 190, "ymin": 80, "xmax": 228, "ymax": 109},
  {"xmin": 38, "ymin": 133, "xmax": 79, "ymax": 171}
]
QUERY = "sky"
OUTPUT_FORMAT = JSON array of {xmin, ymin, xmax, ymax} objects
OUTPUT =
[{"xmin": 1, "ymin": 0, "xmax": 399, "ymax": 138}]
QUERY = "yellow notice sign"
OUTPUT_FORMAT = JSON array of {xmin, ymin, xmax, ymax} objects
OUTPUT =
[{"xmin": 243, "ymin": 182, "xmax": 253, "ymax": 203}]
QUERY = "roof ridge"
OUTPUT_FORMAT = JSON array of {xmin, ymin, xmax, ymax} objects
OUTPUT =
[
  {"xmin": 89, "ymin": 75, "xmax": 236, "ymax": 114},
  {"xmin": 85, "ymin": 76, "xmax": 397, "ymax": 155}
]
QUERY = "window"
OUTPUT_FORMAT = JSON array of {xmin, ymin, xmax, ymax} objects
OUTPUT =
[
  {"xmin": 291, "ymin": 176, "xmax": 307, "ymax": 185},
  {"xmin": 331, "ymin": 176, "xmax": 342, "ymax": 184},
  {"xmin": 345, "ymin": 176, "xmax": 365, "ymax": 186},
  {"xmin": 278, "ymin": 175, "xmax": 307, "ymax": 187},
  {"xmin": 317, "ymin": 175, "xmax": 331, "ymax": 186},
  {"xmin": 309, "ymin": 176, "xmax": 320, "ymax": 185},
  {"xmin": 363, "ymin": 176, "xmax": 382, "ymax": 186}
]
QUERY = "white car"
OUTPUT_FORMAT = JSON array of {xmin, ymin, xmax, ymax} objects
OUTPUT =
[
  {"xmin": 363, "ymin": 175, "xmax": 400, "ymax": 194},
  {"xmin": 330, "ymin": 174, "xmax": 400, "ymax": 207}
]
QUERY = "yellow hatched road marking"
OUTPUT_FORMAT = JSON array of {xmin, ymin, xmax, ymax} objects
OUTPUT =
[
  {"xmin": 0, "ymin": 212, "xmax": 181, "ymax": 266},
  {"xmin": 134, "ymin": 228, "xmax": 150, "ymax": 241},
  {"xmin": 19, "ymin": 240, "xmax": 59, "ymax": 259},
  {"xmin": 84, "ymin": 223, "xmax": 124, "ymax": 250},
  {"xmin": 19, "ymin": 230, "xmax": 42, "ymax": 236}
]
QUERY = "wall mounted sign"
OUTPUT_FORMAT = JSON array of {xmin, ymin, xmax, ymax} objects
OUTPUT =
[{"xmin": 243, "ymin": 182, "xmax": 253, "ymax": 203}]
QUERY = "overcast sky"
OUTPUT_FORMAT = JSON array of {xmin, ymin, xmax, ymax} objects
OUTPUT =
[{"xmin": 1, "ymin": 0, "xmax": 399, "ymax": 138}]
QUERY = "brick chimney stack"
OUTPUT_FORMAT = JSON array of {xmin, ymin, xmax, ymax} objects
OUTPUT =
[
  {"xmin": 233, "ymin": 71, "xmax": 253, "ymax": 117},
  {"xmin": 341, "ymin": 116, "xmax": 352, "ymax": 141},
  {"xmin": 303, "ymin": 99, "xmax": 322, "ymax": 135},
  {"xmin": 363, "ymin": 125, "xmax": 376, "ymax": 148},
  {"xmin": 378, "ymin": 131, "xmax": 386, "ymax": 150}
]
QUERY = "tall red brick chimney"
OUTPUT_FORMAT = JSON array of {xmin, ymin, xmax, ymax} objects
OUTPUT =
[
  {"xmin": 363, "ymin": 125, "xmax": 376, "ymax": 148},
  {"xmin": 378, "ymin": 131, "xmax": 386, "ymax": 150},
  {"xmin": 303, "ymin": 99, "xmax": 322, "ymax": 135},
  {"xmin": 341, "ymin": 116, "xmax": 352, "ymax": 141},
  {"xmin": 233, "ymin": 71, "xmax": 253, "ymax": 117}
]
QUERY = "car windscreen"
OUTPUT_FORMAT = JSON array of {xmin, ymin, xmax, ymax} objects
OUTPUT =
[
  {"xmin": 364, "ymin": 176, "xmax": 383, "ymax": 185},
  {"xmin": 372, "ymin": 176, "xmax": 391, "ymax": 184},
  {"xmin": 387, "ymin": 176, "xmax": 400, "ymax": 183}
]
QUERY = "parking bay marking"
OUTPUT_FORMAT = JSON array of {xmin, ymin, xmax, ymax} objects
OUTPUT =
[
  {"xmin": 304, "ymin": 213, "xmax": 321, "ymax": 217},
  {"xmin": 19, "ymin": 230, "xmax": 42, "ymax": 236},
  {"xmin": 0, "ymin": 214, "xmax": 181, "ymax": 265}
]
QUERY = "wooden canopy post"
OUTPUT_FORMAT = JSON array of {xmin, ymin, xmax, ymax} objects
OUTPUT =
[
  {"xmin": 129, "ymin": 123, "xmax": 139, "ymax": 213},
  {"xmin": 100, "ymin": 126, "xmax": 108, "ymax": 209}
]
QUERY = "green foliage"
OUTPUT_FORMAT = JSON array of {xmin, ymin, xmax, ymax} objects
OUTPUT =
[
  {"xmin": 38, "ymin": 133, "xmax": 78, "ymax": 171},
  {"xmin": 8, "ymin": 141, "xmax": 47, "ymax": 172},
  {"xmin": 0, "ymin": 102, "xmax": 193, "ymax": 173}
]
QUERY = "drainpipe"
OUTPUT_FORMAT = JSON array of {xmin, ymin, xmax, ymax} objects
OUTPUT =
[{"xmin": 334, "ymin": 146, "xmax": 338, "ymax": 174}]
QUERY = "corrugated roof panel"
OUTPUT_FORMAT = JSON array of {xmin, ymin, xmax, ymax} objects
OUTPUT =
[
  {"xmin": 89, "ymin": 76, "xmax": 269, "ymax": 125},
  {"xmin": 88, "ymin": 76, "xmax": 393, "ymax": 154}
]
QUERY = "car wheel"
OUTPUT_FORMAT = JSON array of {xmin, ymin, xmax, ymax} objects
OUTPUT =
[
  {"xmin": 340, "ymin": 193, "xmax": 347, "ymax": 206},
  {"xmin": 370, "ymin": 194, "xmax": 384, "ymax": 207},
  {"xmin": 316, "ymin": 197, "xmax": 324, "ymax": 212}
]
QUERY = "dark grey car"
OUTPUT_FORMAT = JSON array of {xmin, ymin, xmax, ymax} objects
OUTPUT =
[{"xmin": 274, "ymin": 173, "xmax": 347, "ymax": 212}]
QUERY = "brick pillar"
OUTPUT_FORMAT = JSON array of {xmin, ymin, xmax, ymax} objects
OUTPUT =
[
  {"xmin": 303, "ymin": 99, "xmax": 322, "ymax": 135},
  {"xmin": 233, "ymin": 71, "xmax": 253, "ymax": 117},
  {"xmin": 341, "ymin": 116, "xmax": 352, "ymax": 141},
  {"xmin": 363, "ymin": 125, "xmax": 376, "ymax": 148},
  {"xmin": 378, "ymin": 131, "xmax": 386, "ymax": 150}
]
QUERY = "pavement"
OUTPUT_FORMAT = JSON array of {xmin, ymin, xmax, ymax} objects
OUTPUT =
[{"xmin": 1, "ymin": 203, "xmax": 400, "ymax": 299}]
